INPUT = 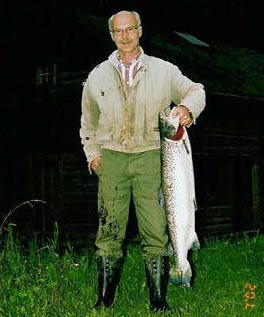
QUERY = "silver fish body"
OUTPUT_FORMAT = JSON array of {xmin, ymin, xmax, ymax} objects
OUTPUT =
[{"xmin": 159, "ymin": 112, "xmax": 200, "ymax": 287}]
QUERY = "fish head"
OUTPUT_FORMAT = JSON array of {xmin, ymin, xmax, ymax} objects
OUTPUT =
[{"xmin": 159, "ymin": 112, "xmax": 184, "ymax": 140}]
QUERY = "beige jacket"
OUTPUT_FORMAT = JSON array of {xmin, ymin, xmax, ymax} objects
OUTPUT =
[{"xmin": 80, "ymin": 49, "xmax": 205, "ymax": 165}]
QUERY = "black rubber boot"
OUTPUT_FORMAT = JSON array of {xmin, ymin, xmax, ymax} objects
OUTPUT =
[
  {"xmin": 94, "ymin": 256, "xmax": 123, "ymax": 309},
  {"xmin": 145, "ymin": 255, "xmax": 170, "ymax": 313}
]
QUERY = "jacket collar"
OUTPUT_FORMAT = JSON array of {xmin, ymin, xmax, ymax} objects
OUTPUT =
[{"xmin": 108, "ymin": 47, "xmax": 146, "ymax": 70}]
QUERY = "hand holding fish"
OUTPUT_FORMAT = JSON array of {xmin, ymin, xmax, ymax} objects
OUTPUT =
[{"xmin": 172, "ymin": 105, "xmax": 193, "ymax": 126}]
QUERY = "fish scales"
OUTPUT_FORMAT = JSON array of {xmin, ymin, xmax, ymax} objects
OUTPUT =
[{"xmin": 159, "ymin": 112, "xmax": 200, "ymax": 287}]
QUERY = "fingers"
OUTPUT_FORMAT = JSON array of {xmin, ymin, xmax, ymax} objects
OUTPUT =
[
  {"xmin": 90, "ymin": 156, "xmax": 102, "ymax": 173},
  {"xmin": 180, "ymin": 115, "xmax": 193, "ymax": 126},
  {"xmin": 171, "ymin": 107, "xmax": 181, "ymax": 117},
  {"xmin": 172, "ymin": 105, "xmax": 188, "ymax": 118},
  {"xmin": 172, "ymin": 105, "xmax": 193, "ymax": 126}
]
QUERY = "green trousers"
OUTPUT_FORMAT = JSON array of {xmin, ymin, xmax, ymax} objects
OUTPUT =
[{"xmin": 95, "ymin": 149, "xmax": 169, "ymax": 258}]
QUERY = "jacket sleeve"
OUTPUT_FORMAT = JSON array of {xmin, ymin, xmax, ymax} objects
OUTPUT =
[
  {"xmin": 171, "ymin": 65, "xmax": 206, "ymax": 122},
  {"xmin": 80, "ymin": 77, "xmax": 101, "ymax": 169}
]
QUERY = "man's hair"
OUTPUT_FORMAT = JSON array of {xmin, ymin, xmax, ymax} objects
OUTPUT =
[{"xmin": 108, "ymin": 10, "xmax": 141, "ymax": 32}]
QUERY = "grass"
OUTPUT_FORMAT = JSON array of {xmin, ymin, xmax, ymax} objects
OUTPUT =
[{"xmin": 0, "ymin": 229, "xmax": 263, "ymax": 317}]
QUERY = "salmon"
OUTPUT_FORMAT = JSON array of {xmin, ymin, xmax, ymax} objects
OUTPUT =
[{"xmin": 159, "ymin": 111, "xmax": 200, "ymax": 287}]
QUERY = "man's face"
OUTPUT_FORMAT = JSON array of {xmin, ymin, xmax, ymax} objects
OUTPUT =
[{"xmin": 110, "ymin": 12, "xmax": 142, "ymax": 56}]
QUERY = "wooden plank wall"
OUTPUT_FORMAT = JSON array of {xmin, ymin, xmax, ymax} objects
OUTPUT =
[
  {"xmin": 1, "ymin": 93, "xmax": 263, "ymax": 245},
  {"xmin": 0, "ymin": 151, "xmax": 239, "ymax": 245}
]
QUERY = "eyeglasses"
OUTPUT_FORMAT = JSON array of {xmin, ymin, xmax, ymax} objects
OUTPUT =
[{"xmin": 111, "ymin": 25, "xmax": 141, "ymax": 36}]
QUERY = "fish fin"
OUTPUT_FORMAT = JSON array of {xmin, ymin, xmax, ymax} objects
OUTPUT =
[
  {"xmin": 182, "ymin": 138, "xmax": 190, "ymax": 152},
  {"xmin": 191, "ymin": 232, "xmax": 200, "ymax": 250},
  {"xmin": 158, "ymin": 188, "xmax": 165, "ymax": 208},
  {"xmin": 166, "ymin": 242, "xmax": 174, "ymax": 256},
  {"xmin": 193, "ymin": 197, "xmax": 197, "ymax": 210},
  {"xmin": 192, "ymin": 240, "xmax": 201, "ymax": 251}
]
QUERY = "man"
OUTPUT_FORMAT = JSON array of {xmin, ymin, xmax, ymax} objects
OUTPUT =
[{"xmin": 80, "ymin": 10, "xmax": 205, "ymax": 312}]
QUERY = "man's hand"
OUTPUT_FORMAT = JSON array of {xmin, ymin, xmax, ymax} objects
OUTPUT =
[
  {"xmin": 90, "ymin": 156, "xmax": 102, "ymax": 174},
  {"xmin": 172, "ymin": 105, "xmax": 193, "ymax": 126}
]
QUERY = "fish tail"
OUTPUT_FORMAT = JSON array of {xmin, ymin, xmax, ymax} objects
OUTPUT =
[{"xmin": 169, "ymin": 262, "xmax": 192, "ymax": 287}]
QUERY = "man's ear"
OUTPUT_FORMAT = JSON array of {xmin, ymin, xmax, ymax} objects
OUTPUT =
[
  {"xmin": 138, "ymin": 26, "xmax": 143, "ymax": 38},
  {"xmin": 110, "ymin": 32, "xmax": 115, "ymax": 41}
]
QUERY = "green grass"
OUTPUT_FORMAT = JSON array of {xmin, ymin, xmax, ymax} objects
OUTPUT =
[{"xmin": 0, "ymin": 230, "xmax": 263, "ymax": 317}]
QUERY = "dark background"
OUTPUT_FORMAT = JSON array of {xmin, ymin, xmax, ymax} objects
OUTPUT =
[
  {"xmin": 1, "ymin": 0, "xmax": 263, "ymax": 242},
  {"xmin": 2, "ymin": 0, "xmax": 264, "ymax": 89}
]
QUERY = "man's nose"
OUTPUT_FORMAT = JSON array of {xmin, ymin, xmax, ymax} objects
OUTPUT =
[{"xmin": 121, "ymin": 30, "xmax": 129, "ymax": 38}]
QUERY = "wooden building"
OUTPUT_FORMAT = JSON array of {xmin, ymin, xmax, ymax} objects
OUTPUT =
[
  {"xmin": 1, "ymin": 14, "xmax": 264, "ymax": 244},
  {"xmin": 1, "ymin": 85, "xmax": 263, "ymax": 245}
]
